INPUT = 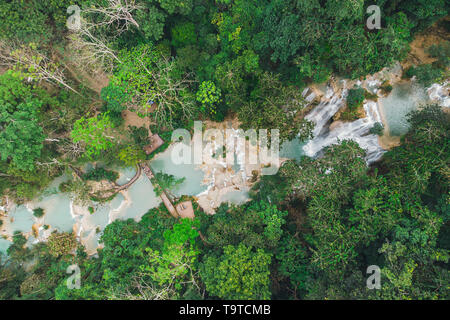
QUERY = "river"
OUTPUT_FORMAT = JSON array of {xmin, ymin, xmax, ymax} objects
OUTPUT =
[{"xmin": 0, "ymin": 73, "xmax": 447, "ymax": 255}]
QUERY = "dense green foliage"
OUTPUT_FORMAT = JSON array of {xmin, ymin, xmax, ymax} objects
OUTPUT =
[
  {"xmin": 196, "ymin": 80, "xmax": 222, "ymax": 120},
  {"xmin": 82, "ymin": 167, "xmax": 119, "ymax": 182},
  {"xmin": 0, "ymin": 0, "xmax": 448, "ymax": 302},
  {"xmin": 100, "ymin": 84, "xmax": 130, "ymax": 127},
  {"xmin": 0, "ymin": 70, "xmax": 93, "ymax": 202},
  {"xmin": 405, "ymin": 64, "xmax": 445, "ymax": 86},
  {"xmin": 370, "ymin": 122, "xmax": 385, "ymax": 136},
  {"xmin": 347, "ymin": 88, "xmax": 366, "ymax": 110},
  {"xmin": 200, "ymin": 244, "xmax": 272, "ymax": 300},
  {"xmin": 0, "ymin": 72, "xmax": 46, "ymax": 171},
  {"xmin": 151, "ymin": 171, "xmax": 185, "ymax": 198},
  {"xmin": 33, "ymin": 208, "xmax": 45, "ymax": 218},
  {"xmin": 1, "ymin": 105, "xmax": 448, "ymax": 300},
  {"xmin": 71, "ymin": 112, "xmax": 116, "ymax": 159},
  {"xmin": 254, "ymin": 106, "xmax": 449, "ymax": 299},
  {"xmin": 0, "ymin": 0, "xmax": 74, "ymax": 45}
]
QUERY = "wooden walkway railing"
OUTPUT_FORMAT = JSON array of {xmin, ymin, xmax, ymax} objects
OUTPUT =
[{"xmin": 114, "ymin": 164, "xmax": 141, "ymax": 191}]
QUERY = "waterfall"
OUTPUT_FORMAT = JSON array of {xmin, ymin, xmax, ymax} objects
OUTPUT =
[
  {"xmin": 302, "ymin": 86, "xmax": 385, "ymax": 164},
  {"xmin": 303, "ymin": 86, "xmax": 346, "ymax": 138},
  {"xmin": 427, "ymin": 82, "xmax": 449, "ymax": 108}
]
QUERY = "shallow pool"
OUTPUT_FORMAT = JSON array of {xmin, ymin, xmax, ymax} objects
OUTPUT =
[
  {"xmin": 115, "ymin": 166, "xmax": 137, "ymax": 185},
  {"xmin": 280, "ymin": 138, "xmax": 306, "ymax": 162},
  {"xmin": 150, "ymin": 144, "xmax": 208, "ymax": 197},
  {"xmin": 0, "ymin": 237, "xmax": 12, "ymax": 254},
  {"xmin": 120, "ymin": 175, "xmax": 162, "ymax": 221},
  {"xmin": 7, "ymin": 206, "xmax": 35, "ymax": 234},
  {"xmin": 379, "ymin": 82, "xmax": 429, "ymax": 136}
]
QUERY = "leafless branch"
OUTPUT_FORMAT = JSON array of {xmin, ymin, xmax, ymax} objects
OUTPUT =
[
  {"xmin": 83, "ymin": 0, "xmax": 142, "ymax": 35},
  {"xmin": 0, "ymin": 42, "xmax": 78, "ymax": 93},
  {"xmin": 66, "ymin": 0, "xmax": 141, "ymax": 75},
  {"xmin": 134, "ymin": 56, "xmax": 196, "ymax": 129}
]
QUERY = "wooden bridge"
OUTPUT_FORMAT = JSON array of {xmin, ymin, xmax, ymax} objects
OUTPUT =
[
  {"xmin": 114, "ymin": 164, "xmax": 141, "ymax": 191},
  {"xmin": 108, "ymin": 132, "xmax": 195, "ymax": 220},
  {"xmin": 140, "ymin": 162, "xmax": 179, "ymax": 218}
]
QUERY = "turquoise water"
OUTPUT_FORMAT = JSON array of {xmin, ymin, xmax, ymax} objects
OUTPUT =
[
  {"xmin": 0, "ymin": 205, "xmax": 34, "ymax": 254},
  {"xmin": 36, "ymin": 175, "xmax": 74, "ymax": 232},
  {"xmin": 150, "ymin": 144, "xmax": 208, "ymax": 197},
  {"xmin": 38, "ymin": 196, "xmax": 74, "ymax": 232},
  {"xmin": 0, "ymin": 238, "xmax": 12, "ymax": 254},
  {"xmin": 87, "ymin": 202, "xmax": 114, "ymax": 230},
  {"xmin": 8, "ymin": 206, "xmax": 35, "ymax": 233},
  {"xmin": 120, "ymin": 175, "xmax": 162, "ymax": 221},
  {"xmin": 0, "ymin": 133, "xmax": 312, "ymax": 255},
  {"xmin": 81, "ymin": 193, "xmax": 126, "ymax": 250},
  {"xmin": 280, "ymin": 138, "xmax": 306, "ymax": 162},
  {"xmin": 0, "ymin": 145, "xmax": 201, "ymax": 255},
  {"xmin": 90, "ymin": 193, "xmax": 125, "ymax": 228},
  {"xmin": 379, "ymin": 82, "xmax": 429, "ymax": 136},
  {"xmin": 115, "ymin": 166, "xmax": 137, "ymax": 185}
]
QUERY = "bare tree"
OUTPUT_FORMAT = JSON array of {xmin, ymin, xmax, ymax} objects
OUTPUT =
[
  {"xmin": 108, "ymin": 266, "xmax": 203, "ymax": 300},
  {"xmin": 58, "ymin": 139, "xmax": 86, "ymax": 161},
  {"xmin": 107, "ymin": 246, "xmax": 204, "ymax": 300},
  {"xmin": 136, "ymin": 56, "xmax": 197, "ymax": 129},
  {"xmin": 35, "ymin": 158, "xmax": 62, "ymax": 169},
  {"xmin": 67, "ymin": 0, "xmax": 141, "ymax": 74},
  {"xmin": 0, "ymin": 42, "xmax": 78, "ymax": 93},
  {"xmin": 108, "ymin": 274, "xmax": 177, "ymax": 300},
  {"xmin": 67, "ymin": 30, "xmax": 120, "ymax": 75},
  {"xmin": 83, "ymin": 0, "xmax": 141, "ymax": 35}
]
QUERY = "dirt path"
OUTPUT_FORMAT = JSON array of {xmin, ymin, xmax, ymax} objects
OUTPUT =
[
  {"xmin": 402, "ymin": 17, "xmax": 450, "ymax": 69},
  {"xmin": 54, "ymin": 49, "xmax": 110, "ymax": 95}
]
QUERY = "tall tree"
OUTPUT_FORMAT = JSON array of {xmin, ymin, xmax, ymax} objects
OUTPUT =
[
  {"xmin": 200, "ymin": 244, "xmax": 272, "ymax": 300},
  {"xmin": 0, "ymin": 72, "xmax": 46, "ymax": 171},
  {"xmin": 71, "ymin": 112, "xmax": 115, "ymax": 159}
]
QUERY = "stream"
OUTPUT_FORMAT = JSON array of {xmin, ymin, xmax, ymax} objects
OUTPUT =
[{"xmin": 1, "ymin": 76, "xmax": 448, "ymax": 255}]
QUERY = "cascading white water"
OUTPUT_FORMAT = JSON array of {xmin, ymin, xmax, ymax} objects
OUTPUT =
[
  {"xmin": 303, "ymin": 86, "xmax": 346, "ymax": 138},
  {"xmin": 427, "ymin": 81, "xmax": 449, "ymax": 108},
  {"xmin": 302, "ymin": 86, "xmax": 385, "ymax": 164}
]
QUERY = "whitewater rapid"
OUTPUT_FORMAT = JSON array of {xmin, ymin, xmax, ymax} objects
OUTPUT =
[{"xmin": 302, "ymin": 83, "xmax": 385, "ymax": 164}]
